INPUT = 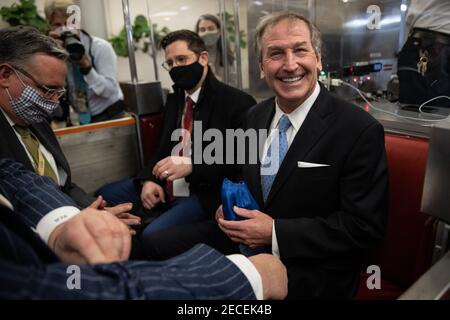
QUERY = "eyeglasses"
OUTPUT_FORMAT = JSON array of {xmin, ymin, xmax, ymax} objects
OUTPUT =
[
  {"xmin": 162, "ymin": 53, "xmax": 198, "ymax": 71},
  {"xmin": 12, "ymin": 65, "xmax": 67, "ymax": 99}
]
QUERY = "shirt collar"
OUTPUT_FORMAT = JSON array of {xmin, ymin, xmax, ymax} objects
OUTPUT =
[
  {"xmin": 0, "ymin": 193, "xmax": 13, "ymax": 210},
  {"xmin": 273, "ymin": 82, "xmax": 321, "ymax": 131},
  {"xmin": 185, "ymin": 86, "xmax": 202, "ymax": 105}
]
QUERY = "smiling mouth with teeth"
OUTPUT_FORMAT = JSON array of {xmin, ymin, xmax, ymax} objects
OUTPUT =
[{"xmin": 280, "ymin": 75, "xmax": 304, "ymax": 83}]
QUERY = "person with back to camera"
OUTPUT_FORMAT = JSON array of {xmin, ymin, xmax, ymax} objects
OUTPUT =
[
  {"xmin": 397, "ymin": 0, "xmax": 450, "ymax": 108},
  {"xmin": 0, "ymin": 159, "xmax": 287, "ymax": 300}
]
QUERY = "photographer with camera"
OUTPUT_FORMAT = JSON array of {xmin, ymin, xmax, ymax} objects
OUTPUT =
[{"xmin": 45, "ymin": 0, "xmax": 125, "ymax": 125}]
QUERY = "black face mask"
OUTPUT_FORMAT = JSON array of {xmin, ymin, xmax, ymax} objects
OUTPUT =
[{"xmin": 169, "ymin": 61, "xmax": 204, "ymax": 90}]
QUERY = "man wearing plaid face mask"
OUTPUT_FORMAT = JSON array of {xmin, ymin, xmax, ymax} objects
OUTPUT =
[
  {"xmin": 0, "ymin": 26, "xmax": 94, "ymax": 209},
  {"xmin": 5, "ymin": 66, "xmax": 63, "ymax": 124}
]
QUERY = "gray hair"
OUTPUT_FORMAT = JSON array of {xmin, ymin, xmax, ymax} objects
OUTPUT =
[
  {"xmin": 255, "ymin": 11, "xmax": 322, "ymax": 62},
  {"xmin": 44, "ymin": 0, "xmax": 75, "ymax": 20},
  {"xmin": 0, "ymin": 26, "xmax": 68, "ymax": 68}
]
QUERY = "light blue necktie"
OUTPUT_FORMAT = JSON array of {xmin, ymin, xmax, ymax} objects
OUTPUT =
[{"xmin": 261, "ymin": 115, "xmax": 292, "ymax": 202}]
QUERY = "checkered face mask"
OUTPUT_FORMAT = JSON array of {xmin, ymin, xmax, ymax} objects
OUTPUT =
[{"xmin": 6, "ymin": 74, "xmax": 60, "ymax": 124}]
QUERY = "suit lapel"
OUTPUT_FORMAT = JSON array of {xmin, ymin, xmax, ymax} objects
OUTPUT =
[
  {"xmin": 196, "ymin": 70, "xmax": 217, "ymax": 128},
  {"xmin": 31, "ymin": 122, "xmax": 70, "ymax": 177},
  {"xmin": 264, "ymin": 88, "xmax": 335, "ymax": 207},
  {"xmin": 0, "ymin": 111, "xmax": 34, "ymax": 171},
  {"xmin": 247, "ymin": 99, "xmax": 276, "ymax": 207}
]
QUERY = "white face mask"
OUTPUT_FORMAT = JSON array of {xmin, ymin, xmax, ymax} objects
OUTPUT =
[
  {"xmin": 6, "ymin": 71, "xmax": 60, "ymax": 124},
  {"xmin": 200, "ymin": 31, "xmax": 220, "ymax": 47}
]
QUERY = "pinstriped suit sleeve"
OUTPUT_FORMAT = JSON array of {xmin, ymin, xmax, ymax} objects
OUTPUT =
[
  {"xmin": 0, "ymin": 244, "xmax": 256, "ymax": 300},
  {"xmin": 0, "ymin": 159, "xmax": 77, "ymax": 228}
]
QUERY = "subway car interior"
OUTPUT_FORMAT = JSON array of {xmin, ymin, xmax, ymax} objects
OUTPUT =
[{"xmin": 0, "ymin": 0, "xmax": 450, "ymax": 301}]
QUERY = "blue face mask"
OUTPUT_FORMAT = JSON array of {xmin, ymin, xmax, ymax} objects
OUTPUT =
[{"xmin": 6, "ymin": 71, "xmax": 60, "ymax": 124}]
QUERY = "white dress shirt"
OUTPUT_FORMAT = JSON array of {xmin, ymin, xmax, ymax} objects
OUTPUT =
[
  {"xmin": 264, "ymin": 82, "xmax": 321, "ymax": 257},
  {"xmin": 172, "ymin": 87, "xmax": 201, "ymax": 197}
]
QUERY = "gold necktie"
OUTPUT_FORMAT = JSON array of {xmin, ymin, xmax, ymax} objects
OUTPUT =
[{"xmin": 14, "ymin": 125, "xmax": 58, "ymax": 184}]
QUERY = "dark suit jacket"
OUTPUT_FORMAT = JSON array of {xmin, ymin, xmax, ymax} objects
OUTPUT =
[
  {"xmin": 0, "ymin": 159, "xmax": 255, "ymax": 300},
  {"xmin": 0, "ymin": 110, "xmax": 93, "ymax": 207},
  {"xmin": 136, "ymin": 68, "xmax": 256, "ymax": 214},
  {"xmin": 243, "ymin": 86, "xmax": 388, "ymax": 299}
]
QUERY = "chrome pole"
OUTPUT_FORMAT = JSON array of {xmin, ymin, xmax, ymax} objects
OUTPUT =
[
  {"xmin": 146, "ymin": 0, "xmax": 159, "ymax": 81},
  {"xmin": 233, "ymin": 0, "xmax": 242, "ymax": 89},
  {"xmin": 218, "ymin": 0, "xmax": 229, "ymax": 84},
  {"xmin": 121, "ymin": 0, "xmax": 138, "ymax": 83},
  {"xmin": 122, "ymin": 0, "xmax": 145, "ymax": 168},
  {"xmin": 398, "ymin": 0, "xmax": 408, "ymax": 51}
]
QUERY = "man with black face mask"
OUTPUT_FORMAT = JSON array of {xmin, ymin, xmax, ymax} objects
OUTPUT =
[
  {"xmin": 97, "ymin": 30, "xmax": 256, "ymax": 253},
  {"xmin": 0, "ymin": 26, "xmax": 96, "ymax": 209}
]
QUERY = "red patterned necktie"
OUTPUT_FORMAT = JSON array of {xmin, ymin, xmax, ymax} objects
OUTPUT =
[{"xmin": 165, "ymin": 96, "xmax": 195, "ymax": 201}]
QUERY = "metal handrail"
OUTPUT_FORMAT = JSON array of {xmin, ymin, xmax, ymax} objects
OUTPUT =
[
  {"xmin": 233, "ymin": 0, "xmax": 242, "ymax": 89},
  {"xmin": 121, "ymin": 0, "xmax": 138, "ymax": 83}
]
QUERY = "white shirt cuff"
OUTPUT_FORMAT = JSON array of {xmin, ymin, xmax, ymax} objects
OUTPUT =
[
  {"xmin": 0, "ymin": 194, "xmax": 13, "ymax": 210},
  {"xmin": 226, "ymin": 254, "xmax": 263, "ymax": 300},
  {"xmin": 36, "ymin": 206, "xmax": 80, "ymax": 244},
  {"xmin": 272, "ymin": 221, "xmax": 280, "ymax": 258}
]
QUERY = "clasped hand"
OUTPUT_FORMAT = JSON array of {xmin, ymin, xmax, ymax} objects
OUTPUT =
[
  {"xmin": 216, "ymin": 205, "xmax": 273, "ymax": 247},
  {"xmin": 140, "ymin": 156, "xmax": 192, "ymax": 209},
  {"xmin": 48, "ymin": 197, "xmax": 137, "ymax": 265}
]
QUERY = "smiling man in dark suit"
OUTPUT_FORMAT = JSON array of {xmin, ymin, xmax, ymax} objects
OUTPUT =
[
  {"xmin": 0, "ymin": 26, "xmax": 93, "ymax": 208},
  {"xmin": 142, "ymin": 11, "xmax": 388, "ymax": 300}
]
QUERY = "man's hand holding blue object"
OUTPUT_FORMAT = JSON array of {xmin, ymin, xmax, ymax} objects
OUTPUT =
[
  {"xmin": 216, "ymin": 205, "xmax": 273, "ymax": 247},
  {"xmin": 221, "ymin": 179, "xmax": 259, "ymax": 221}
]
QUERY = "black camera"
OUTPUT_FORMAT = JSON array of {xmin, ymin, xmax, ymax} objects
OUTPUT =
[{"xmin": 60, "ymin": 31, "xmax": 85, "ymax": 61}]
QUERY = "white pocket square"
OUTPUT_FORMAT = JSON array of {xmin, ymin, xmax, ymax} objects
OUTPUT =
[{"xmin": 298, "ymin": 161, "xmax": 330, "ymax": 168}]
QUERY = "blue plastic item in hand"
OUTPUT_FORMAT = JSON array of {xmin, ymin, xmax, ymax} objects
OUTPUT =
[{"xmin": 221, "ymin": 178, "xmax": 260, "ymax": 221}]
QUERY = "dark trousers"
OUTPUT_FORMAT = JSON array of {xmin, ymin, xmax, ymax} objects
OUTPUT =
[
  {"xmin": 140, "ymin": 219, "xmax": 239, "ymax": 261},
  {"xmin": 91, "ymin": 100, "xmax": 126, "ymax": 123},
  {"xmin": 96, "ymin": 177, "xmax": 209, "ymax": 244},
  {"xmin": 95, "ymin": 177, "xmax": 140, "ymax": 206},
  {"xmin": 139, "ymin": 219, "xmax": 360, "ymax": 300},
  {"xmin": 398, "ymin": 29, "xmax": 450, "ymax": 108}
]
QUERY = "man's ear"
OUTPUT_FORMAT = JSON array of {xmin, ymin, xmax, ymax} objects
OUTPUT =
[
  {"xmin": 199, "ymin": 51, "xmax": 209, "ymax": 67},
  {"xmin": 259, "ymin": 62, "xmax": 265, "ymax": 80},
  {"xmin": 316, "ymin": 52, "xmax": 323, "ymax": 72},
  {"xmin": 0, "ymin": 65, "xmax": 14, "ymax": 88}
]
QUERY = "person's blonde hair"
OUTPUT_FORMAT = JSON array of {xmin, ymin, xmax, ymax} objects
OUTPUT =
[{"xmin": 44, "ymin": 0, "xmax": 75, "ymax": 20}]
